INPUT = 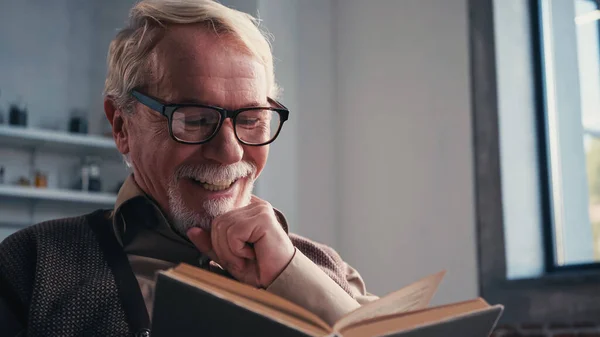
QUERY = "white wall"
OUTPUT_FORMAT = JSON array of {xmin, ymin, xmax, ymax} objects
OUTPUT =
[
  {"xmin": 239, "ymin": 0, "xmax": 479, "ymax": 302},
  {"xmin": 295, "ymin": 1, "xmax": 338, "ymax": 247},
  {"xmin": 260, "ymin": 0, "xmax": 339, "ymax": 246},
  {"xmin": 335, "ymin": 0, "xmax": 477, "ymax": 303}
]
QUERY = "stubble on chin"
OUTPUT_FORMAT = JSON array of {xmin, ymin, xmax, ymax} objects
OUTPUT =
[{"xmin": 167, "ymin": 179, "xmax": 254, "ymax": 237}]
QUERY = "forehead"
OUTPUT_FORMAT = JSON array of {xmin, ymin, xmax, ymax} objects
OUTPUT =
[{"xmin": 150, "ymin": 25, "xmax": 267, "ymax": 108}]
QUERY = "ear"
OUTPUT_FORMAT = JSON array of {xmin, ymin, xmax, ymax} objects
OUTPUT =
[{"xmin": 104, "ymin": 97, "xmax": 130, "ymax": 156}]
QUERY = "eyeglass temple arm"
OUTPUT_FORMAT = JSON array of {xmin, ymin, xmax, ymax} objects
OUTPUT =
[
  {"xmin": 268, "ymin": 97, "xmax": 289, "ymax": 111},
  {"xmin": 131, "ymin": 90, "xmax": 165, "ymax": 114}
]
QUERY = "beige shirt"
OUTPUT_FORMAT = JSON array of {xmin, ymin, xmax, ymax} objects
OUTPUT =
[{"xmin": 111, "ymin": 175, "xmax": 378, "ymax": 325}]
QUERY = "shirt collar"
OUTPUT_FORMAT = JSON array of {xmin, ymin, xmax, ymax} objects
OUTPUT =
[{"xmin": 111, "ymin": 175, "xmax": 289, "ymax": 263}]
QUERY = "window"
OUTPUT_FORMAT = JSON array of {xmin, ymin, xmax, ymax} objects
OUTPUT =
[
  {"xmin": 577, "ymin": 0, "xmax": 600, "ymax": 264},
  {"xmin": 536, "ymin": 0, "xmax": 600, "ymax": 268},
  {"xmin": 474, "ymin": 0, "xmax": 600, "ymax": 323}
]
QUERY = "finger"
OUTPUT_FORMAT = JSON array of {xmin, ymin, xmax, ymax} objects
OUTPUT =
[
  {"xmin": 218, "ymin": 195, "xmax": 268, "ymax": 222},
  {"xmin": 225, "ymin": 213, "xmax": 270, "ymax": 248},
  {"xmin": 250, "ymin": 195, "xmax": 263, "ymax": 204},
  {"xmin": 226, "ymin": 224, "xmax": 257, "ymax": 260},
  {"xmin": 249, "ymin": 196, "xmax": 275, "ymax": 218},
  {"xmin": 213, "ymin": 205, "xmax": 267, "ymax": 249},
  {"xmin": 187, "ymin": 227, "xmax": 212, "ymax": 252},
  {"xmin": 242, "ymin": 212, "xmax": 270, "ymax": 244},
  {"xmin": 214, "ymin": 200, "xmax": 264, "ymax": 223},
  {"xmin": 212, "ymin": 219, "xmax": 247, "ymax": 272},
  {"xmin": 187, "ymin": 227, "xmax": 219, "ymax": 263},
  {"xmin": 250, "ymin": 195, "xmax": 275, "ymax": 211}
]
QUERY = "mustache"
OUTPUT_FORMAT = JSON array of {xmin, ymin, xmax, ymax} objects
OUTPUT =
[{"xmin": 174, "ymin": 162, "xmax": 257, "ymax": 183}]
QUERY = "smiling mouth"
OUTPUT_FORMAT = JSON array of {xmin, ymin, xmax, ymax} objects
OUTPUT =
[{"xmin": 190, "ymin": 178, "xmax": 238, "ymax": 191}]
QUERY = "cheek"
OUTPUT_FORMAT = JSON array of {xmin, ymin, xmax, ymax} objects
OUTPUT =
[
  {"xmin": 244, "ymin": 145, "xmax": 269, "ymax": 178},
  {"xmin": 129, "ymin": 121, "xmax": 178, "ymax": 172}
]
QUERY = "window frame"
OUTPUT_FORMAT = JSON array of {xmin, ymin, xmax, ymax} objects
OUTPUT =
[{"xmin": 472, "ymin": 0, "xmax": 600, "ymax": 323}]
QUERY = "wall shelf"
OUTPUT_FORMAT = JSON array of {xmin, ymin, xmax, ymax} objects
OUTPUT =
[
  {"xmin": 0, "ymin": 125, "xmax": 119, "ymax": 160},
  {"xmin": 0, "ymin": 185, "xmax": 116, "ymax": 205},
  {"xmin": 0, "ymin": 219, "xmax": 31, "ymax": 228}
]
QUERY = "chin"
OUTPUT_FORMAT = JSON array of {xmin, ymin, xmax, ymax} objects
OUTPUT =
[
  {"xmin": 167, "ymin": 178, "xmax": 254, "ymax": 235},
  {"xmin": 168, "ymin": 195, "xmax": 232, "ymax": 234}
]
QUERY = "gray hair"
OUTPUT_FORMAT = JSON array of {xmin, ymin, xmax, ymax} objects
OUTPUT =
[{"xmin": 103, "ymin": 0, "xmax": 278, "ymax": 113}]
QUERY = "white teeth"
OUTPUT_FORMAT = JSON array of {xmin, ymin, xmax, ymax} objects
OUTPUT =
[
  {"xmin": 193, "ymin": 178, "xmax": 236, "ymax": 191},
  {"xmin": 200, "ymin": 183, "xmax": 231, "ymax": 191}
]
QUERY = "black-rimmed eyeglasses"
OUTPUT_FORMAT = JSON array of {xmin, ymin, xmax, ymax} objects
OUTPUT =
[{"xmin": 130, "ymin": 90, "xmax": 289, "ymax": 146}]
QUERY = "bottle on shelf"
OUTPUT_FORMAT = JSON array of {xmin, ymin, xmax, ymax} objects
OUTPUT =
[
  {"xmin": 77, "ymin": 156, "xmax": 102, "ymax": 193},
  {"xmin": 68, "ymin": 108, "xmax": 88, "ymax": 134},
  {"xmin": 88, "ymin": 158, "xmax": 102, "ymax": 192},
  {"xmin": 8, "ymin": 96, "xmax": 27, "ymax": 127},
  {"xmin": 34, "ymin": 171, "xmax": 48, "ymax": 188}
]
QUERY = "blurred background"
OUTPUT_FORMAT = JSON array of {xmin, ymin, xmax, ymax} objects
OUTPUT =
[{"xmin": 1, "ymin": 0, "xmax": 600, "ymax": 331}]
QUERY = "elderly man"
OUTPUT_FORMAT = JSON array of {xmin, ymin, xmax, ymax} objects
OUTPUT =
[{"xmin": 0, "ymin": 1, "xmax": 376, "ymax": 336}]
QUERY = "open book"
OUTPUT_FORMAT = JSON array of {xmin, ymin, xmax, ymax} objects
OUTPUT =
[{"xmin": 151, "ymin": 264, "xmax": 503, "ymax": 337}]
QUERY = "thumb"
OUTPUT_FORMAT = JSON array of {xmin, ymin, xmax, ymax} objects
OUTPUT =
[
  {"xmin": 250, "ymin": 194, "xmax": 264, "ymax": 204},
  {"xmin": 187, "ymin": 227, "xmax": 219, "ymax": 263}
]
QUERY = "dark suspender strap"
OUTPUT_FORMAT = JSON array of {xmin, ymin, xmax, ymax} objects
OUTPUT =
[
  {"xmin": 87, "ymin": 210, "xmax": 150, "ymax": 335},
  {"xmin": 0, "ymin": 274, "xmax": 26, "ymax": 336}
]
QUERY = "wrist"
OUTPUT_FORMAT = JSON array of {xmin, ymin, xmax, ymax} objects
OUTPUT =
[{"xmin": 262, "ymin": 246, "xmax": 296, "ymax": 288}]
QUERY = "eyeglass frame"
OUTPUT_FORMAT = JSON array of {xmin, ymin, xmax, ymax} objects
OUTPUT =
[{"xmin": 130, "ymin": 89, "xmax": 290, "ymax": 146}]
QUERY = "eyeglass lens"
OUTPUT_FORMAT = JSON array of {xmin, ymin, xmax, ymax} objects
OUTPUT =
[{"xmin": 171, "ymin": 107, "xmax": 281, "ymax": 144}]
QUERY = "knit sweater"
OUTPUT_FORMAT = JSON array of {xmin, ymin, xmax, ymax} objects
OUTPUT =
[{"xmin": 0, "ymin": 209, "xmax": 354, "ymax": 337}]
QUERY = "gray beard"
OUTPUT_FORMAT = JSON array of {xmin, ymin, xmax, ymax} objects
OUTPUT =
[{"xmin": 167, "ymin": 180, "xmax": 254, "ymax": 237}]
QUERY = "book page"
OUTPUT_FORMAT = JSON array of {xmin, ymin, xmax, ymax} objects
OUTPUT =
[
  {"xmin": 339, "ymin": 299, "xmax": 501, "ymax": 337},
  {"xmin": 171, "ymin": 264, "xmax": 332, "ymax": 333},
  {"xmin": 334, "ymin": 271, "xmax": 445, "ymax": 331}
]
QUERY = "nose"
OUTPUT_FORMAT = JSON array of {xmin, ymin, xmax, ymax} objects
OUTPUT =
[{"xmin": 202, "ymin": 120, "xmax": 243, "ymax": 165}]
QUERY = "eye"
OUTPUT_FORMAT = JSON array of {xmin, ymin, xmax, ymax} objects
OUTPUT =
[
  {"xmin": 172, "ymin": 107, "xmax": 221, "ymax": 129},
  {"xmin": 185, "ymin": 116, "xmax": 219, "ymax": 127},
  {"xmin": 237, "ymin": 116, "xmax": 259, "ymax": 126},
  {"xmin": 237, "ymin": 110, "xmax": 272, "ymax": 128}
]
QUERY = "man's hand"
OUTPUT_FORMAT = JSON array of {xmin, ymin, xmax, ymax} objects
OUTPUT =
[{"xmin": 187, "ymin": 195, "xmax": 295, "ymax": 288}]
